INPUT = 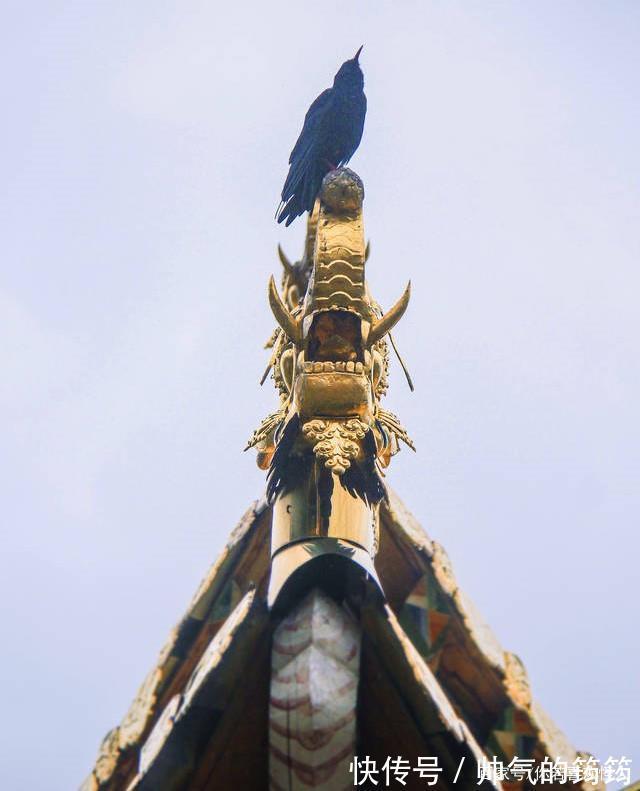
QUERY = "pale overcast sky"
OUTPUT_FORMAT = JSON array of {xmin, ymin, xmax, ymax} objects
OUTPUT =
[{"xmin": 1, "ymin": 2, "xmax": 638, "ymax": 789}]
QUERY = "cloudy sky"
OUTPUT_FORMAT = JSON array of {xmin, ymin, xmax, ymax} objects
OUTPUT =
[{"xmin": 1, "ymin": 2, "xmax": 638, "ymax": 789}]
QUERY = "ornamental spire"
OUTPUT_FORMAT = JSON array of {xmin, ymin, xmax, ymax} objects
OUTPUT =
[{"xmin": 247, "ymin": 167, "xmax": 414, "ymax": 609}]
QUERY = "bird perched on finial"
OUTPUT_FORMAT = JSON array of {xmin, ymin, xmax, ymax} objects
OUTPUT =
[{"xmin": 276, "ymin": 47, "xmax": 367, "ymax": 227}]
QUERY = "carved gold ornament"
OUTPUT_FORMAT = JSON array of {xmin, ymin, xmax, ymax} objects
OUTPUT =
[{"xmin": 302, "ymin": 418, "xmax": 370, "ymax": 475}]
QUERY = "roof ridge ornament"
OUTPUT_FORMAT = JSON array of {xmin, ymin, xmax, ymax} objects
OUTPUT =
[{"xmin": 247, "ymin": 167, "xmax": 415, "ymax": 609}]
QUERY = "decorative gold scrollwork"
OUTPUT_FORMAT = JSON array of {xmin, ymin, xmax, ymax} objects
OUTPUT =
[{"xmin": 302, "ymin": 418, "xmax": 370, "ymax": 475}]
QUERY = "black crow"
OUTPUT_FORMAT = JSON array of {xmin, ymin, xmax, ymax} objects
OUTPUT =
[{"xmin": 276, "ymin": 47, "xmax": 367, "ymax": 226}]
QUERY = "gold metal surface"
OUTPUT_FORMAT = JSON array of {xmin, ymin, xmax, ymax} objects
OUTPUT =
[
  {"xmin": 268, "ymin": 540, "xmax": 381, "ymax": 608},
  {"xmin": 271, "ymin": 467, "xmax": 377, "ymax": 557},
  {"xmin": 248, "ymin": 168, "xmax": 415, "ymax": 607},
  {"xmin": 302, "ymin": 418, "xmax": 370, "ymax": 474},
  {"xmin": 294, "ymin": 371, "xmax": 373, "ymax": 419}
]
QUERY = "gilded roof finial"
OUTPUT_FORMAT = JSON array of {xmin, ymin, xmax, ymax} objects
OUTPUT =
[{"xmin": 247, "ymin": 167, "xmax": 414, "ymax": 607}]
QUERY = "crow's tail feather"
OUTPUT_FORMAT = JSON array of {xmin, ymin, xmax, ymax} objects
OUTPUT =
[
  {"xmin": 276, "ymin": 192, "xmax": 305, "ymax": 226},
  {"xmin": 276, "ymin": 161, "xmax": 328, "ymax": 226}
]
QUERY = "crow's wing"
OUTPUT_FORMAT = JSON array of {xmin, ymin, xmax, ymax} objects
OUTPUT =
[
  {"xmin": 280, "ymin": 88, "xmax": 333, "ymax": 203},
  {"xmin": 338, "ymin": 93, "xmax": 367, "ymax": 166},
  {"xmin": 288, "ymin": 88, "xmax": 333, "ymax": 164}
]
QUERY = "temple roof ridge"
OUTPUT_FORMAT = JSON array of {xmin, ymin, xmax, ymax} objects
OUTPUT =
[{"xmin": 82, "ymin": 489, "xmax": 602, "ymax": 791}]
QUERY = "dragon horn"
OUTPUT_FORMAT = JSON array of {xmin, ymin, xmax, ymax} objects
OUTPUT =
[
  {"xmin": 368, "ymin": 281, "xmax": 411, "ymax": 346},
  {"xmin": 268, "ymin": 275, "xmax": 301, "ymax": 343},
  {"xmin": 277, "ymin": 244, "xmax": 295, "ymax": 277}
]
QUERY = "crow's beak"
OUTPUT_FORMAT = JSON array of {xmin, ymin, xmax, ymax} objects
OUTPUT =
[{"xmin": 354, "ymin": 45, "xmax": 363, "ymax": 62}]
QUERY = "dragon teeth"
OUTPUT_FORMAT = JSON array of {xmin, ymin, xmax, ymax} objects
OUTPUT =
[{"xmin": 302, "ymin": 360, "xmax": 365, "ymax": 374}]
